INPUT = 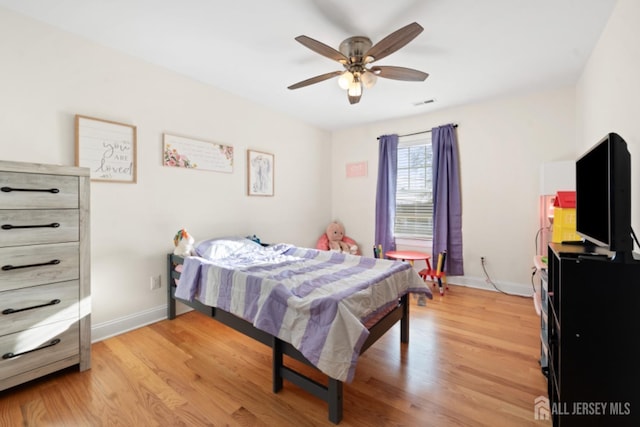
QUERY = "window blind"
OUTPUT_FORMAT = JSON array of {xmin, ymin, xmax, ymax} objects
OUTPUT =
[{"xmin": 394, "ymin": 139, "xmax": 433, "ymax": 238}]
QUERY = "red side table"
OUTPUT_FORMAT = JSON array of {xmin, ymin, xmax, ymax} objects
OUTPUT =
[{"xmin": 385, "ymin": 250, "xmax": 432, "ymax": 269}]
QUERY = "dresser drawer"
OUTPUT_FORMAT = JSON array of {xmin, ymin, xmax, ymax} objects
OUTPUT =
[
  {"xmin": 0, "ymin": 210, "xmax": 79, "ymax": 247},
  {"xmin": 0, "ymin": 319, "xmax": 79, "ymax": 380},
  {"xmin": 0, "ymin": 172, "xmax": 78, "ymax": 209},
  {"xmin": 0, "ymin": 242, "xmax": 79, "ymax": 292},
  {"xmin": 0, "ymin": 281, "xmax": 79, "ymax": 336}
]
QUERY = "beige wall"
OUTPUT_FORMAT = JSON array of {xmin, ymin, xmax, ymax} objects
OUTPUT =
[
  {"xmin": 330, "ymin": 88, "xmax": 576, "ymax": 294},
  {"xmin": 0, "ymin": 9, "xmax": 331, "ymax": 338},
  {"xmin": 2, "ymin": 0, "xmax": 636, "ymax": 338},
  {"xmin": 577, "ymin": 0, "xmax": 640, "ymax": 238},
  {"xmin": 330, "ymin": 0, "xmax": 640, "ymax": 295}
]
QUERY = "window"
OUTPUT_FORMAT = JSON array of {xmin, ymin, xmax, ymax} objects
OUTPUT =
[{"xmin": 394, "ymin": 136, "xmax": 433, "ymax": 239}]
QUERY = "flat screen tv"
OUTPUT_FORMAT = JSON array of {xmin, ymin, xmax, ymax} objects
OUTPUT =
[{"xmin": 575, "ymin": 132, "xmax": 632, "ymax": 262}]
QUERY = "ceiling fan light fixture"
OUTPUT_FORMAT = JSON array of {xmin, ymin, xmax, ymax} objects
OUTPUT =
[
  {"xmin": 347, "ymin": 78, "xmax": 362, "ymax": 97},
  {"xmin": 288, "ymin": 22, "xmax": 427, "ymax": 105},
  {"xmin": 337, "ymin": 71, "xmax": 354, "ymax": 90},
  {"xmin": 361, "ymin": 71, "xmax": 377, "ymax": 89}
]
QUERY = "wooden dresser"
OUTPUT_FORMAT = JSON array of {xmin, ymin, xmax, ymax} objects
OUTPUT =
[{"xmin": 0, "ymin": 160, "xmax": 90, "ymax": 391}]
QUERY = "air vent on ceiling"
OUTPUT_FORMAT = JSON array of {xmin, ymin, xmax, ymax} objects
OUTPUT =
[{"xmin": 413, "ymin": 99, "xmax": 435, "ymax": 106}]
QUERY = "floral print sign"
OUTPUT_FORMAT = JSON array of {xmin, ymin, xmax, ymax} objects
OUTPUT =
[{"xmin": 163, "ymin": 134, "xmax": 233, "ymax": 173}]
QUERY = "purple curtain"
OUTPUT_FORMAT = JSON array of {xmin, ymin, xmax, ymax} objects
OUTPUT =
[
  {"xmin": 432, "ymin": 124, "xmax": 464, "ymax": 275},
  {"xmin": 375, "ymin": 134, "xmax": 398, "ymax": 256}
]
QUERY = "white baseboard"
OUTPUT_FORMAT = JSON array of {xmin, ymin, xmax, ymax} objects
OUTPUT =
[
  {"xmin": 91, "ymin": 279, "xmax": 531, "ymax": 343},
  {"xmin": 91, "ymin": 305, "xmax": 168, "ymax": 343},
  {"xmin": 444, "ymin": 275, "xmax": 534, "ymax": 297}
]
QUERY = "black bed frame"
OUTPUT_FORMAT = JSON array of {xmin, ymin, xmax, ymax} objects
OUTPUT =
[{"xmin": 167, "ymin": 253, "xmax": 411, "ymax": 424}]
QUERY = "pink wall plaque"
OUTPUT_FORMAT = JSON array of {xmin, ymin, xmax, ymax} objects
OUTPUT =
[{"xmin": 346, "ymin": 161, "xmax": 367, "ymax": 178}]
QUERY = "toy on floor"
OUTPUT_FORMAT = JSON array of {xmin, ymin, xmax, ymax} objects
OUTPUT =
[
  {"xmin": 173, "ymin": 228, "xmax": 195, "ymax": 257},
  {"xmin": 316, "ymin": 221, "xmax": 360, "ymax": 255}
]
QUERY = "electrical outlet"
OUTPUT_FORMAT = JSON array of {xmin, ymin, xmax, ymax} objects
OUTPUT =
[{"xmin": 150, "ymin": 275, "xmax": 161, "ymax": 290}]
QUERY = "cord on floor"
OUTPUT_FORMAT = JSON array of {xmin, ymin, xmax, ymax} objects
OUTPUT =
[{"xmin": 481, "ymin": 257, "xmax": 533, "ymax": 298}]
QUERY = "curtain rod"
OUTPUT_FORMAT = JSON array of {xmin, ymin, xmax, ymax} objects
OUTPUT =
[{"xmin": 376, "ymin": 124, "xmax": 458, "ymax": 140}]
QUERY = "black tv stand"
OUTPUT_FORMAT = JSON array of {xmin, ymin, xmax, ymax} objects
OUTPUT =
[
  {"xmin": 547, "ymin": 243, "xmax": 640, "ymax": 426},
  {"xmin": 577, "ymin": 253, "xmax": 610, "ymax": 261},
  {"xmin": 560, "ymin": 239, "xmax": 598, "ymax": 253}
]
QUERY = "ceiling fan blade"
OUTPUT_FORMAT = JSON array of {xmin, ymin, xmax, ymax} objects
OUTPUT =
[
  {"xmin": 364, "ymin": 22, "xmax": 424, "ymax": 62},
  {"xmin": 295, "ymin": 36, "xmax": 348, "ymax": 63},
  {"xmin": 370, "ymin": 66, "xmax": 428, "ymax": 81},
  {"xmin": 348, "ymin": 93, "xmax": 361, "ymax": 104},
  {"xmin": 288, "ymin": 71, "xmax": 343, "ymax": 90}
]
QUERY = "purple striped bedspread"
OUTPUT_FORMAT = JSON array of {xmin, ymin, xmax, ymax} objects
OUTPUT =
[{"xmin": 175, "ymin": 244, "xmax": 432, "ymax": 382}]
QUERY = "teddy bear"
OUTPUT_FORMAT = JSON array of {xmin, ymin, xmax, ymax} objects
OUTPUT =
[
  {"xmin": 324, "ymin": 221, "xmax": 359, "ymax": 255},
  {"xmin": 173, "ymin": 228, "xmax": 195, "ymax": 257}
]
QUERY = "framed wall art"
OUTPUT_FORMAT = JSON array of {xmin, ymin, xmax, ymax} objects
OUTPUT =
[
  {"xmin": 163, "ymin": 133, "xmax": 233, "ymax": 173},
  {"xmin": 75, "ymin": 115, "xmax": 137, "ymax": 183},
  {"xmin": 247, "ymin": 150, "xmax": 274, "ymax": 196},
  {"xmin": 346, "ymin": 161, "xmax": 368, "ymax": 178}
]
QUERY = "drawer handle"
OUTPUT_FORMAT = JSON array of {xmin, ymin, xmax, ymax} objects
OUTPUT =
[
  {"xmin": 2, "ymin": 299, "xmax": 61, "ymax": 315},
  {"xmin": 1, "ymin": 186, "xmax": 60, "ymax": 194},
  {"xmin": 2, "ymin": 223, "xmax": 61, "ymax": 230},
  {"xmin": 2, "ymin": 259, "xmax": 61, "ymax": 271},
  {"xmin": 3, "ymin": 338, "xmax": 61, "ymax": 360}
]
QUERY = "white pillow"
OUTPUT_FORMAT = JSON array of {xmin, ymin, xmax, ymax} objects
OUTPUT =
[{"xmin": 195, "ymin": 237, "xmax": 262, "ymax": 260}]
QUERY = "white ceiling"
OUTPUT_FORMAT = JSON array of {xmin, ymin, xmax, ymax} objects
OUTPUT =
[{"xmin": 0, "ymin": 0, "xmax": 618, "ymax": 131}]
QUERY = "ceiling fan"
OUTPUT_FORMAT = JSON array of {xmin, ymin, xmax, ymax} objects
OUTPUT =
[{"xmin": 288, "ymin": 22, "xmax": 429, "ymax": 105}]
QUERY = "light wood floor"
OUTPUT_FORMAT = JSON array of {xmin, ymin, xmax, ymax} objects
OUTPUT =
[{"xmin": 1, "ymin": 284, "xmax": 551, "ymax": 426}]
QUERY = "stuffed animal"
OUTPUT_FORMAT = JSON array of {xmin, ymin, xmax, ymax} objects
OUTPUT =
[
  {"xmin": 323, "ymin": 221, "xmax": 359, "ymax": 255},
  {"xmin": 173, "ymin": 228, "xmax": 195, "ymax": 257}
]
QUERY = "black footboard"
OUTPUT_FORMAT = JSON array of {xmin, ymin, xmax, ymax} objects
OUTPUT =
[{"xmin": 167, "ymin": 253, "xmax": 410, "ymax": 424}]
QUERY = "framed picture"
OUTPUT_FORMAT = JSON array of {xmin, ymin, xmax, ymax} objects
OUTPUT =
[
  {"xmin": 247, "ymin": 150, "xmax": 274, "ymax": 196},
  {"xmin": 163, "ymin": 133, "xmax": 233, "ymax": 173},
  {"xmin": 346, "ymin": 161, "xmax": 368, "ymax": 178},
  {"xmin": 75, "ymin": 115, "xmax": 137, "ymax": 183}
]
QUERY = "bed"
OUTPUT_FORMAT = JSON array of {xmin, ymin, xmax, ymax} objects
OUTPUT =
[{"xmin": 167, "ymin": 238, "xmax": 432, "ymax": 423}]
